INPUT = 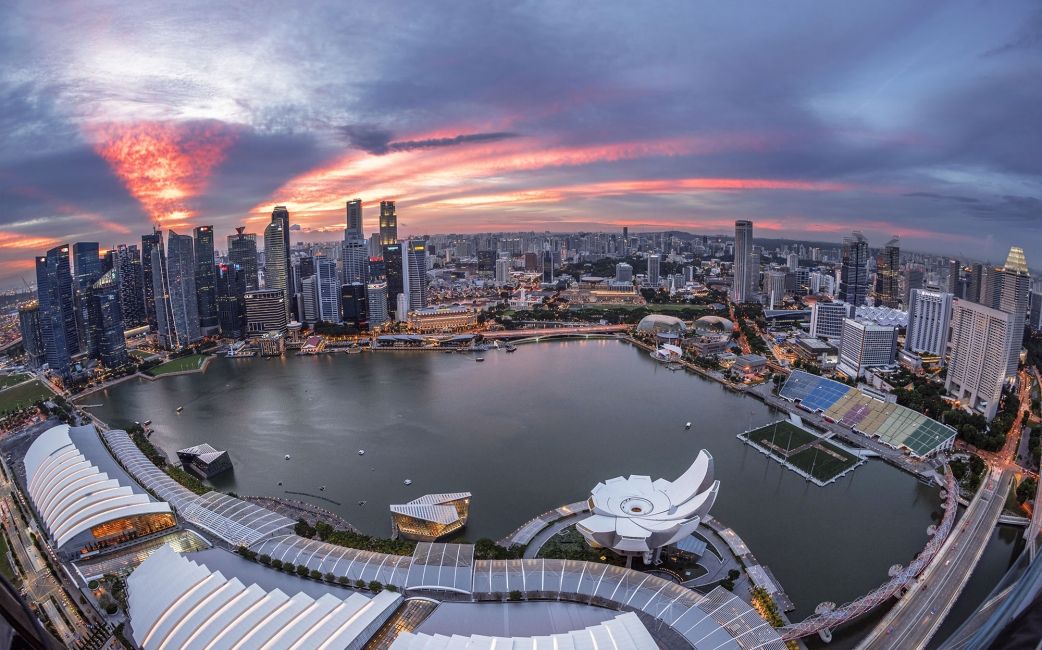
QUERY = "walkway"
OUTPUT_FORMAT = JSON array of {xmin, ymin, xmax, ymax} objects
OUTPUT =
[
  {"xmin": 498, "ymin": 500, "xmax": 590, "ymax": 548},
  {"xmin": 521, "ymin": 512, "xmax": 590, "ymax": 559}
]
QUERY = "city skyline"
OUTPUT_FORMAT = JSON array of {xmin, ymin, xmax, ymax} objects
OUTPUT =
[{"xmin": 0, "ymin": 1, "xmax": 1039, "ymax": 288}]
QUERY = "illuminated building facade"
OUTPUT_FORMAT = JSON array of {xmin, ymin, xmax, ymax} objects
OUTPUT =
[{"xmin": 390, "ymin": 493, "xmax": 471, "ymax": 541}]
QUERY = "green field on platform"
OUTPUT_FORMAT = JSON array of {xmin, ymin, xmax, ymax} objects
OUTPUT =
[
  {"xmin": 147, "ymin": 354, "xmax": 207, "ymax": 376},
  {"xmin": 745, "ymin": 420, "xmax": 859, "ymax": 482}
]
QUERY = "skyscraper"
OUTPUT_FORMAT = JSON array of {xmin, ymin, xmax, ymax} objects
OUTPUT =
[
  {"xmin": 809, "ymin": 301, "xmax": 856, "ymax": 340},
  {"xmin": 72, "ymin": 242, "xmax": 101, "ymax": 354},
  {"xmin": 383, "ymin": 243, "xmax": 403, "ymax": 318},
  {"xmin": 946, "ymin": 298, "xmax": 1012, "ymax": 420},
  {"xmin": 340, "ymin": 283, "xmax": 369, "ymax": 331},
  {"xmin": 542, "ymin": 245, "xmax": 555, "ymax": 285},
  {"xmin": 946, "ymin": 259, "xmax": 961, "ymax": 297},
  {"xmin": 764, "ymin": 270, "xmax": 786, "ymax": 309},
  {"xmin": 402, "ymin": 240, "xmax": 428, "ymax": 312},
  {"xmin": 141, "ymin": 229, "xmax": 162, "ymax": 330},
  {"xmin": 980, "ymin": 265, "xmax": 1002, "ymax": 309},
  {"xmin": 837, "ymin": 318, "xmax": 898, "ymax": 378},
  {"xmin": 495, "ymin": 257, "xmax": 511, "ymax": 285},
  {"xmin": 193, "ymin": 226, "xmax": 218, "ymax": 332},
  {"xmin": 342, "ymin": 238, "xmax": 368, "ymax": 286},
  {"xmin": 902, "ymin": 266, "xmax": 924, "ymax": 307},
  {"xmin": 732, "ymin": 220, "xmax": 754, "ymax": 303},
  {"xmin": 366, "ymin": 282, "xmax": 388, "ymax": 327},
  {"xmin": 314, "ymin": 255, "xmax": 341, "ymax": 322},
  {"xmin": 875, "ymin": 239, "xmax": 900, "ymax": 308},
  {"xmin": 905, "ymin": 289, "xmax": 953, "ymax": 358},
  {"xmin": 379, "ymin": 200, "xmax": 398, "ymax": 246},
  {"xmin": 263, "ymin": 219, "xmax": 288, "ymax": 315},
  {"xmin": 18, "ymin": 301, "xmax": 44, "ymax": 369},
  {"xmin": 647, "ymin": 254, "xmax": 661, "ymax": 286},
  {"xmin": 165, "ymin": 231, "xmax": 201, "ymax": 348},
  {"xmin": 227, "ymin": 228, "xmax": 259, "ymax": 291},
  {"xmin": 149, "ymin": 234, "xmax": 176, "ymax": 349},
  {"xmin": 998, "ymin": 246, "xmax": 1030, "ymax": 378},
  {"xmin": 215, "ymin": 263, "xmax": 246, "ymax": 339},
  {"xmin": 271, "ymin": 205, "xmax": 291, "ymax": 265},
  {"xmin": 87, "ymin": 270, "xmax": 128, "ymax": 368},
  {"xmin": 113, "ymin": 244, "xmax": 145, "ymax": 327},
  {"xmin": 244, "ymin": 289, "xmax": 288, "ymax": 336},
  {"xmin": 345, "ymin": 199, "xmax": 363, "ymax": 239},
  {"xmin": 300, "ymin": 276, "xmax": 319, "ymax": 323},
  {"xmin": 838, "ymin": 232, "xmax": 869, "ymax": 307},
  {"xmin": 35, "ymin": 245, "xmax": 78, "ymax": 376}
]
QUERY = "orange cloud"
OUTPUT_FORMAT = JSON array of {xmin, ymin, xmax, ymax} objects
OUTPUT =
[
  {"xmin": 0, "ymin": 233, "xmax": 60, "ymax": 250},
  {"xmin": 90, "ymin": 121, "xmax": 235, "ymax": 225}
]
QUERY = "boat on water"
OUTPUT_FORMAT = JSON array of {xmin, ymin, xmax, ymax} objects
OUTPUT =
[
  {"xmin": 357, "ymin": 449, "xmax": 365, "ymax": 455},
  {"xmin": 475, "ymin": 357, "xmax": 485, "ymax": 362},
  {"xmin": 685, "ymin": 422, "xmax": 692, "ymax": 430},
  {"xmin": 403, "ymin": 479, "xmax": 413, "ymax": 486},
  {"xmin": 175, "ymin": 406, "xmax": 184, "ymax": 413},
  {"xmin": 345, "ymin": 347, "xmax": 362, "ymax": 354},
  {"xmin": 505, "ymin": 344, "xmax": 517, "ymax": 353},
  {"xmin": 143, "ymin": 419, "xmax": 152, "ymax": 426},
  {"xmin": 284, "ymin": 454, "xmax": 291, "ymax": 460}
]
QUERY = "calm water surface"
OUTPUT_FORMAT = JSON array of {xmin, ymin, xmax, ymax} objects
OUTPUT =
[{"xmin": 86, "ymin": 340, "xmax": 956, "ymax": 619}]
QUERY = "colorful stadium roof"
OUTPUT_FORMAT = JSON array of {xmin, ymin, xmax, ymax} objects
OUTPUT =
[{"xmin": 779, "ymin": 371, "xmax": 956, "ymax": 457}]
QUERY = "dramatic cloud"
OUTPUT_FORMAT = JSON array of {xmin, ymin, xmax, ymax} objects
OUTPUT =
[{"xmin": 0, "ymin": 0, "xmax": 1039, "ymax": 286}]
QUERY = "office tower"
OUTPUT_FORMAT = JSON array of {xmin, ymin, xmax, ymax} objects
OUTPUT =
[
  {"xmin": 764, "ymin": 270, "xmax": 786, "ymax": 309},
  {"xmin": 35, "ymin": 245, "xmax": 78, "ymax": 376},
  {"xmin": 998, "ymin": 247, "xmax": 1030, "ymax": 378},
  {"xmin": 809, "ymin": 301, "xmax": 856, "ymax": 340},
  {"xmin": 875, "ymin": 239, "xmax": 900, "ymax": 308},
  {"xmin": 72, "ymin": 242, "xmax": 101, "ymax": 354},
  {"xmin": 149, "ymin": 234, "xmax": 175, "ymax": 349},
  {"xmin": 341, "ymin": 283, "xmax": 369, "ymax": 331},
  {"xmin": 193, "ymin": 226, "xmax": 218, "ymax": 332},
  {"xmin": 946, "ymin": 259, "xmax": 961, "ymax": 297},
  {"xmin": 314, "ymin": 255, "xmax": 341, "ymax": 322},
  {"xmin": 542, "ymin": 246, "xmax": 555, "ymax": 284},
  {"xmin": 366, "ymin": 283, "xmax": 388, "ymax": 327},
  {"xmin": 980, "ymin": 265, "xmax": 1002, "ymax": 309},
  {"xmin": 18, "ymin": 301, "xmax": 45, "ymax": 369},
  {"xmin": 495, "ymin": 257, "xmax": 511, "ymax": 285},
  {"xmin": 903, "ymin": 267, "xmax": 924, "ymax": 307},
  {"xmin": 215, "ymin": 264, "xmax": 246, "ymax": 339},
  {"xmin": 369, "ymin": 233, "xmax": 382, "ymax": 258},
  {"xmin": 966, "ymin": 263, "xmax": 983, "ymax": 304},
  {"xmin": 786, "ymin": 253, "xmax": 799, "ymax": 270},
  {"xmin": 270, "ymin": 205, "xmax": 291, "ymax": 268},
  {"xmin": 300, "ymin": 276, "xmax": 319, "ymax": 323},
  {"xmin": 263, "ymin": 219, "xmax": 288, "ymax": 315},
  {"xmin": 477, "ymin": 250, "xmax": 496, "ymax": 273},
  {"xmin": 379, "ymin": 200, "xmax": 398, "ymax": 246},
  {"xmin": 87, "ymin": 270, "xmax": 128, "ymax": 368},
  {"xmin": 345, "ymin": 199, "xmax": 363, "ymax": 239},
  {"xmin": 342, "ymin": 237, "xmax": 368, "ymax": 285},
  {"xmin": 101, "ymin": 249, "xmax": 116, "ymax": 274},
  {"xmin": 837, "ymin": 319, "xmax": 898, "ymax": 378},
  {"xmin": 615, "ymin": 262, "xmax": 633, "ymax": 283},
  {"xmin": 838, "ymin": 232, "xmax": 869, "ymax": 307},
  {"xmin": 1031, "ymin": 291, "xmax": 1042, "ymax": 333},
  {"xmin": 621, "ymin": 226, "xmax": 629, "ymax": 256},
  {"xmin": 648, "ymin": 254, "xmax": 661, "ymax": 286},
  {"xmin": 227, "ymin": 228, "xmax": 259, "ymax": 291},
  {"xmin": 113, "ymin": 245, "xmax": 145, "ymax": 327},
  {"xmin": 164, "ymin": 231, "xmax": 201, "ymax": 348},
  {"xmin": 244, "ymin": 289, "xmax": 288, "ymax": 336},
  {"xmin": 733, "ymin": 220, "xmax": 755, "ymax": 303},
  {"xmin": 141, "ymin": 230, "xmax": 162, "ymax": 330},
  {"xmin": 383, "ymin": 244, "xmax": 404, "ymax": 318},
  {"xmin": 946, "ymin": 299, "xmax": 1012, "ymax": 420},
  {"xmin": 402, "ymin": 240, "xmax": 428, "ymax": 312},
  {"xmin": 905, "ymin": 289, "xmax": 953, "ymax": 357}
]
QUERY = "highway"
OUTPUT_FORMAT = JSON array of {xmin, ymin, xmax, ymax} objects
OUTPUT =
[{"xmin": 858, "ymin": 467, "xmax": 1013, "ymax": 649}]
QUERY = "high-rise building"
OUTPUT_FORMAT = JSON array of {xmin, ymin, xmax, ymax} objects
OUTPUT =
[
  {"xmin": 495, "ymin": 257, "xmax": 511, "ymax": 285},
  {"xmin": 733, "ymin": 220, "xmax": 755, "ymax": 303},
  {"xmin": 165, "ymin": 231, "xmax": 201, "ymax": 349},
  {"xmin": 193, "ymin": 226, "xmax": 218, "ymax": 332},
  {"xmin": 615, "ymin": 262, "xmax": 633, "ymax": 284},
  {"xmin": 383, "ymin": 244, "xmax": 404, "ymax": 318},
  {"xmin": 946, "ymin": 259, "xmax": 961, "ymax": 297},
  {"xmin": 966, "ymin": 263, "xmax": 983, "ymax": 304},
  {"xmin": 314, "ymin": 255, "xmax": 341, "ymax": 323},
  {"xmin": 946, "ymin": 299, "xmax": 1012, "ymax": 420},
  {"xmin": 1030, "ymin": 291, "xmax": 1042, "ymax": 333},
  {"xmin": 402, "ymin": 240, "xmax": 428, "ymax": 313},
  {"xmin": 903, "ymin": 267, "xmax": 925, "ymax": 307},
  {"xmin": 244, "ymin": 289, "xmax": 288, "ymax": 336},
  {"xmin": 270, "ymin": 205, "xmax": 291, "ymax": 269},
  {"xmin": 300, "ymin": 276, "xmax": 319, "ymax": 323},
  {"xmin": 542, "ymin": 246, "xmax": 555, "ymax": 285},
  {"xmin": 18, "ymin": 301, "xmax": 45, "ymax": 369},
  {"xmin": 215, "ymin": 263, "xmax": 246, "ymax": 339},
  {"xmin": 786, "ymin": 253, "xmax": 799, "ymax": 270},
  {"xmin": 340, "ymin": 283, "xmax": 369, "ymax": 331},
  {"xmin": 838, "ymin": 232, "xmax": 869, "ymax": 307},
  {"xmin": 342, "ymin": 237, "xmax": 368, "ymax": 285},
  {"xmin": 647, "ymin": 254, "xmax": 661, "ymax": 286},
  {"xmin": 905, "ymin": 289, "xmax": 953, "ymax": 358},
  {"xmin": 36, "ymin": 245, "xmax": 78, "ymax": 376},
  {"xmin": 227, "ymin": 228, "xmax": 259, "ymax": 291},
  {"xmin": 980, "ymin": 265, "xmax": 1002, "ymax": 309},
  {"xmin": 366, "ymin": 282, "xmax": 388, "ymax": 328},
  {"xmin": 87, "ymin": 270, "xmax": 128, "ymax": 368},
  {"xmin": 149, "ymin": 234, "xmax": 176, "ymax": 349},
  {"xmin": 379, "ymin": 201, "xmax": 398, "ymax": 246},
  {"xmin": 764, "ymin": 270, "xmax": 787, "ymax": 309},
  {"xmin": 263, "ymin": 219, "xmax": 288, "ymax": 316},
  {"xmin": 998, "ymin": 246, "xmax": 1030, "ymax": 378},
  {"xmin": 836, "ymin": 318, "xmax": 898, "ymax": 378},
  {"xmin": 345, "ymin": 199, "xmax": 363, "ymax": 239},
  {"xmin": 875, "ymin": 239, "xmax": 900, "ymax": 308},
  {"xmin": 809, "ymin": 301, "xmax": 856, "ymax": 341},
  {"xmin": 141, "ymin": 230, "xmax": 162, "ymax": 330},
  {"xmin": 113, "ymin": 245, "xmax": 145, "ymax": 327},
  {"xmin": 72, "ymin": 242, "xmax": 101, "ymax": 355}
]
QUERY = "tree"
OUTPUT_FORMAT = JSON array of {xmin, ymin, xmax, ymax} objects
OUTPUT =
[
  {"xmin": 324, "ymin": 572, "xmax": 336, "ymax": 582},
  {"xmin": 259, "ymin": 554, "xmax": 272, "ymax": 565},
  {"xmin": 368, "ymin": 580, "xmax": 383, "ymax": 593},
  {"xmin": 508, "ymin": 590, "xmax": 523, "ymax": 601},
  {"xmin": 309, "ymin": 569, "xmax": 322, "ymax": 579},
  {"xmin": 355, "ymin": 579, "xmax": 367, "ymax": 589},
  {"xmin": 338, "ymin": 576, "xmax": 349, "ymax": 586},
  {"xmin": 296, "ymin": 565, "xmax": 309, "ymax": 577},
  {"xmin": 1017, "ymin": 477, "xmax": 1038, "ymax": 504}
]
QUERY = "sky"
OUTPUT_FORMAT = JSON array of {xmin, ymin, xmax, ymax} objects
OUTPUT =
[{"xmin": 0, "ymin": 1, "xmax": 1039, "ymax": 288}]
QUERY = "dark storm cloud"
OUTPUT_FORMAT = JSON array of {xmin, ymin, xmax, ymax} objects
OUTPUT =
[{"xmin": 341, "ymin": 124, "xmax": 519, "ymax": 155}]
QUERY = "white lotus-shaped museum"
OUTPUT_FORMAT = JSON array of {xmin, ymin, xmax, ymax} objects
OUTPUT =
[{"xmin": 576, "ymin": 450, "xmax": 718, "ymax": 565}]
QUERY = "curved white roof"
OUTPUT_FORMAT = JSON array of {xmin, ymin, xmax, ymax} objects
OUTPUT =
[
  {"xmin": 636, "ymin": 314, "xmax": 688, "ymax": 332},
  {"xmin": 390, "ymin": 612, "xmax": 656, "ymax": 650},
  {"xmin": 127, "ymin": 545, "xmax": 401, "ymax": 650},
  {"xmin": 24, "ymin": 425, "xmax": 172, "ymax": 549},
  {"xmin": 577, "ymin": 450, "xmax": 718, "ymax": 557}
]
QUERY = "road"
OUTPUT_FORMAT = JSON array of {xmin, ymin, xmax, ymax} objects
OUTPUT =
[
  {"xmin": 857, "ymin": 467, "xmax": 1013, "ymax": 650},
  {"xmin": 482, "ymin": 324, "xmax": 631, "ymax": 339}
]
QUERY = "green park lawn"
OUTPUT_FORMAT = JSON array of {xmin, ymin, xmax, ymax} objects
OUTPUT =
[
  {"xmin": 147, "ymin": 354, "xmax": 207, "ymax": 376},
  {"xmin": 0, "ymin": 374, "xmax": 29, "ymax": 390},
  {"xmin": 0, "ymin": 380, "xmax": 53, "ymax": 413}
]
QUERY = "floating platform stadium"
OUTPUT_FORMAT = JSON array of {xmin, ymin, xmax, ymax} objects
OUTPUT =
[
  {"xmin": 778, "ymin": 370, "xmax": 956, "ymax": 458},
  {"xmin": 738, "ymin": 417, "xmax": 864, "ymax": 486}
]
